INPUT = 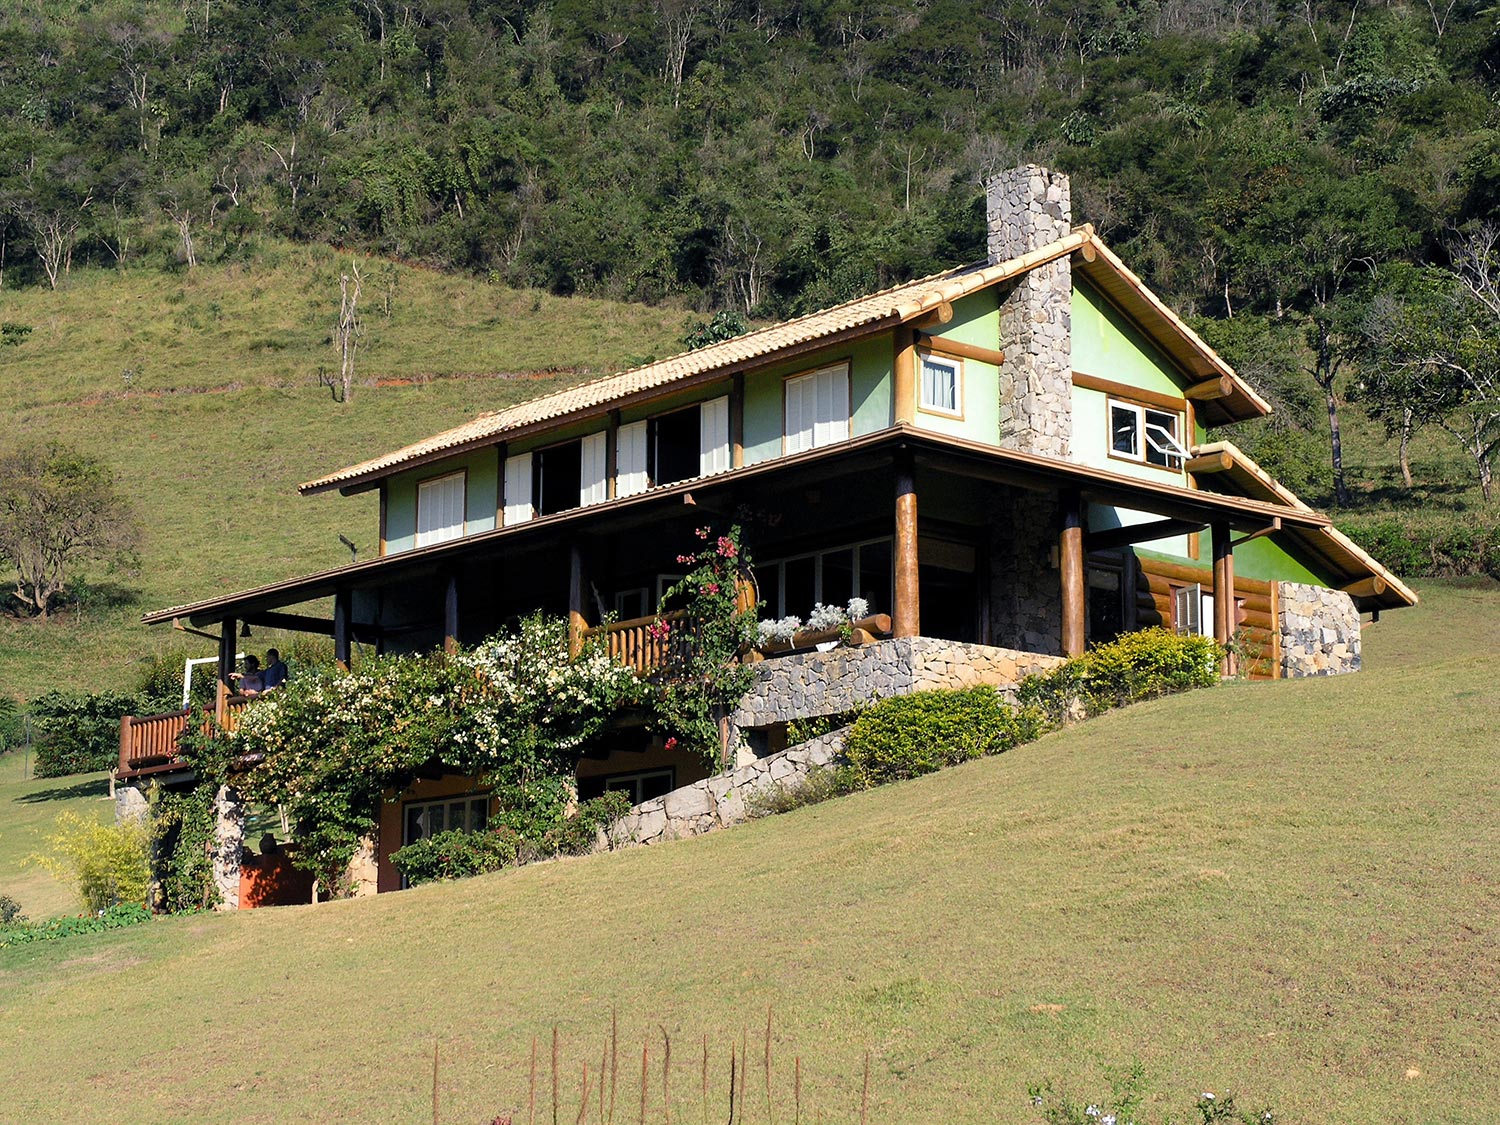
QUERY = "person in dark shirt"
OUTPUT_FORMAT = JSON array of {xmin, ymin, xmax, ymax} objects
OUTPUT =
[{"xmin": 263, "ymin": 648, "xmax": 289, "ymax": 690}]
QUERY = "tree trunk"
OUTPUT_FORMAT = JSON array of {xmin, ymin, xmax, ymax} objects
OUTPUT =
[
  {"xmin": 1399, "ymin": 407, "xmax": 1414, "ymax": 489},
  {"xmin": 1326, "ymin": 386, "xmax": 1349, "ymax": 506},
  {"xmin": 1479, "ymin": 448, "xmax": 1493, "ymax": 503}
]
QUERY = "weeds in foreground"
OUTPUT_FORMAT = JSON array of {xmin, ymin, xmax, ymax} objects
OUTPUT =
[
  {"xmin": 447, "ymin": 1007, "xmax": 870, "ymax": 1125},
  {"xmin": 1028, "ymin": 1062, "xmax": 1275, "ymax": 1125}
]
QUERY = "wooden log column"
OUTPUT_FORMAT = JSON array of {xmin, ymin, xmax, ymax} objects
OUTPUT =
[
  {"xmin": 1059, "ymin": 489, "xmax": 1085, "ymax": 657},
  {"xmin": 1212, "ymin": 521, "xmax": 1236, "ymax": 677},
  {"xmin": 892, "ymin": 326, "xmax": 917, "ymax": 425},
  {"xmin": 568, "ymin": 544, "xmax": 586, "ymax": 658},
  {"xmin": 443, "ymin": 574, "xmax": 460, "ymax": 654},
  {"xmin": 333, "ymin": 590, "xmax": 351, "ymax": 671},
  {"xmin": 893, "ymin": 452, "xmax": 920, "ymax": 638}
]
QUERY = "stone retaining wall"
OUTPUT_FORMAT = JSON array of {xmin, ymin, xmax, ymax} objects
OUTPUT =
[
  {"xmin": 730, "ymin": 638, "xmax": 1063, "ymax": 738},
  {"xmin": 601, "ymin": 728, "xmax": 848, "ymax": 850},
  {"xmin": 1278, "ymin": 581, "xmax": 1361, "ymax": 677}
]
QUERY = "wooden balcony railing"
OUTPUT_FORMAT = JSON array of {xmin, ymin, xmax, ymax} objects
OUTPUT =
[
  {"xmin": 582, "ymin": 610, "xmax": 693, "ymax": 675},
  {"xmin": 117, "ymin": 695, "xmax": 253, "ymax": 777}
]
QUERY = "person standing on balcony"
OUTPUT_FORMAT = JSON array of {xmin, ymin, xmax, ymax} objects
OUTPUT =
[{"xmin": 263, "ymin": 648, "xmax": 288, "ymax": 691}]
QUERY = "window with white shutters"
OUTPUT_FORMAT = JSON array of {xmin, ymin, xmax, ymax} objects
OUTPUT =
[
  {"xmin": 502, "ymin": 452, "xmax": 533, "ymax": 526},
  {"xmin": 784, "ymin": 364, "xmax": 850, "ymax": 454},
  {"xmin": 415, "ymin": 472, "xmax": 466, "ymax": 547},
  {"xmin": 579, "ymin": 431, "xmax": 608, "ymax": 506},
  {"xmin": 616, "ymin": 420, "xmax": 649, "ymax": 497},
  {"xmin": 699, "ymin": 395, "xmax": 731, "ymax": 476}
]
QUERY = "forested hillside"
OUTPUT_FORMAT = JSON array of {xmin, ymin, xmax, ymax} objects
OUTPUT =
[{"xmin": 1, "ymin": 0, "xmax": 1493, "ymax": 314}]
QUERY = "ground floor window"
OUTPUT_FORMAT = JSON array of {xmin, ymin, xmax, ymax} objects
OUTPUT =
[
  {"xmin": 403, "ymin": 794, "xmax": 490, "ymax": 846},
  {"xmin": 754, "ymin": 537, "xmax": 892, "ymax": 620},
  {"xmin": 577, "ymin": 768, "xmax": 675, "ymax": 805}
]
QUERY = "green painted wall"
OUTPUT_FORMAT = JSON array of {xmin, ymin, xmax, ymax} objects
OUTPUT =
[
  {"xmin": 742, "ymin": 336, "xmax": 893, "ymax": 465},
  {"xmin": 915, "ymin": 291, "xmax": 1001, "ymax": 443},
  {"xmin": 384, "ymin": 446, "xmax": 498, "ymax": 554},
  {"xmin": 1072, "ymin": 281, "xmax": 1183, "ymax": 397}
]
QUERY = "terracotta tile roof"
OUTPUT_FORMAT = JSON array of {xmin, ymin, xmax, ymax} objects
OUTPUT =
[{"xmin": 298, "ymin": 231, "xmax": 1094, "ymax": 494}]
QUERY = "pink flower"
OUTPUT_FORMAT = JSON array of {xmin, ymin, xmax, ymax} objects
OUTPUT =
[
  {"xmin": 647, "ymin": 619, "xmax": 671, "ymax": 639},
  {"xmin": 716, "ymin": 536, "xmax": 738, "ymax": 558},
  {"xmin": 695, "ymin": 526, "xmax": 711, "ymax": 539},
  {"xmin": 676, "ymin": 554, "xmax": 694, "ymax": 564},
  {"xmin": 702, "ymin": 582, "xmax": 720, "ymax": 595},
  {"xmin": 663, "ymin": 736, "xmax": 678, "ymax": 752}
]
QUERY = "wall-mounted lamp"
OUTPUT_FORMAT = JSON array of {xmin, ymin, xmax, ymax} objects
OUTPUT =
[{"xmin": 240, "ymin": 622, "xmax": 253, "ymax": 638}]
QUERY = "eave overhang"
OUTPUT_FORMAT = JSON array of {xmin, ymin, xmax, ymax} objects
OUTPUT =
[{"xmin": 147, "ymin": 426, "xmax": 1336, "ymax": 629}]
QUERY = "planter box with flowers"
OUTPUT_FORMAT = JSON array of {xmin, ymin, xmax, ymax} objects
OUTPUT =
[{"xmin": 755, "ymin": 598, "xmax": 893, "ymax": 656}]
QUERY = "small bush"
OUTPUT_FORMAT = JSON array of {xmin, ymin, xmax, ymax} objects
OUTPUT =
[
  {"xmin": 843, "ymin": 688, "xmax": 1042, "ymax": 788},
  {"xmin": 32, "ymin": 811, "xmax": 150, "ymax": 912},
  {"xmin": 0, "ymin": 903, "xmax": 150, "ymax": 948},
  {"xmin": 539, "ymin": 791, "xmax": 634, "ymax": 858},
  {"xmin": 1019, "ymin": 628, "xmax": 1221, "ymax": 723},
  {"xmin": 391, "ymin": 827, "xmax": 523, "ymax": 886},
  {"xmin": 745, "ymin": 765, "xmax": 862, "ymax": 817},
  {"xmin": 786, "ymin": 710, "xmax": 859, "ymax": 746},
  {"xmin": 0, "ymin": 893, "xmax": 25, "ymax": 925}
]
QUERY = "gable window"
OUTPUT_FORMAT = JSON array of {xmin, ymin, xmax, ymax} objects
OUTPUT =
[
  {"xmin": 415, "ymin": 471, "xmax": 466, "ymax": 548},
  {"xmin": 1109, "ymin": 399, "xmax": 1189, "ymax": 470},
  {"xmin": 784, "ymin": 364, "xmax": 850, "ymax": 454},
  {"xmin": 919, "ymin": 353, "xmax": 962, "ymax": 416}
]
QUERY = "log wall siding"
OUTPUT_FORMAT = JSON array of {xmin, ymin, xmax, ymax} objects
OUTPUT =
[{"xmin": 1133, "ymin": 556, "xmax": 1280, "ymax": 680}]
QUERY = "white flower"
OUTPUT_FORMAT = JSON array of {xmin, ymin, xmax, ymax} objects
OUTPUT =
[
  {"xmin": 1086, "ymin": 1106, "xmax": 1099, "ymax": 1118},
  {"xmin": 846, "ymin": 596, "xmax": 870, "ymax": 621},
  {"xmin": 1202, "ymin": 1093, "xmax": 1215, "ymax": 1101},
  {"xmin": 1102, "ymin": 1116, "xmax": 1116, "ymax": 1125}
]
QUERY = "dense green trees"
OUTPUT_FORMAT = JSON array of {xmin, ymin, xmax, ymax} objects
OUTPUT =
[{"xmin": 0, "ymin": 2, "xmax": 1496, "ymax": 497}]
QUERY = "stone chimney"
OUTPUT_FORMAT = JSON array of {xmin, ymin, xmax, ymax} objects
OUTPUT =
[{"xmin": 986, "ymin": 165, "xmax": 1073, "ymax": 459}]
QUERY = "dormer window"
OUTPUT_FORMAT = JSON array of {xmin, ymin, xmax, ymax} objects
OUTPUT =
[{"xmin": 1109, "ymin": 398, "xmax": 1188, "ymax": 470}]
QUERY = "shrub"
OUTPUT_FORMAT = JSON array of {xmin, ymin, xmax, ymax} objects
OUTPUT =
[
  {"xmin": 391, "ymin": 827, "xmax": 523, "ymax": 886},
  {"xmin": 28, "ymin": 689, "xmax": 174, "ymax": 777},
  {"xmin": 843, "ymin": 688, "xmax": 1042, "ymax": 788},
  {"xmin": 32, "ymin": 811, "xmax": 150, "ymax": 912},
  {"xmin": 745, "ymin": 765, "xmax": 862, "ymax": 817},
  {"xmin": 1019, "ymin": 628, "xmax": 1221, "ymax": 723},
  {"xmin": 0, "ymin": 903, "xmax": 150, "ymax": 948},
  {"xmin": 539, "ymin": 791, "xmax": 633, "ymax": 857},
  {"xmin": 0, "ymin": 893, "xmax": 24, "ymax": 925}
]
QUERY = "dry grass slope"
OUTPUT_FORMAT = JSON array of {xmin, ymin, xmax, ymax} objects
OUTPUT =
[{"xmin": 0, "ymin": 581, "xmax": 1494, "ymax": 1123}]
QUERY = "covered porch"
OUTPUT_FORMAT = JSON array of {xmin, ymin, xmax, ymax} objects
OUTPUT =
[{"xmin": 127, "ymin": 427, "xmax": 1346, "ymax": 777}]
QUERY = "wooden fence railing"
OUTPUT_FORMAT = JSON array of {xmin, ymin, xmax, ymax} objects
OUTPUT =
[
  {"xmin": 582, "ymin": 610, "xmax": 693, "ymax": 675},
  {"xmin": 118, "ymin": 695, "xmax": 253, "ymax": 776}
]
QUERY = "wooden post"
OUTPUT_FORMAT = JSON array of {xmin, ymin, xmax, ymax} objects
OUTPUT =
[
  {"xmin": 1212, "ymin": 521, "xmax": 1236, "ymax": 677},
  {"xmin": 893, "ymin": 452, "xmax": 920, "ymax": 638},
  {"xmin": 730, "ymin": 373, "xmax": 745, "ymax": 469},
  {"xmin": 1121, "ymin": 549, "xmax": 1139, "ymax": 634},
  {"xmin": 1059, "ymin": 490, "xmax": 1085, "ymax": 658},
  {"xmin": 216, "ymin": 617, "xmax": 236, "ymax": 724},
  {"xmin": 568, "ymin": 544, "xmax": 586, "ymax": 658},
  {"xmin": 606, "ymin": 412, "xmax": 619, "ymax": 499},
  {"xmin": 892, "ymin": 327, "xmax": 917, "ymax": 425},
  {"xmin": 333, "ymin": 590, "xmax": 351, "ymax": 671},
  {"xmin": 443, "ymin": 573, "xmax": 459, "ymax": 654}
]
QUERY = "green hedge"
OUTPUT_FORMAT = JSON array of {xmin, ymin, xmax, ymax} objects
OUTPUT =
[
  {"xmin": 1339, "ymin": 516, "xmax": 1500, "ymax": 579},
  {"xmin": 391, "ymin": 827, "xmax": 523, "ymax": 886},
  {"xmin": 1019, "ymin": 628, "xmax": 1221, "ymax": 722},
  {"xmin": 843, "ymin": 687, "xmax": 1043, "ymax": 788},
  {"xmin": 28, "ymin": 689, "xmax": 175, "ymax": 777}
]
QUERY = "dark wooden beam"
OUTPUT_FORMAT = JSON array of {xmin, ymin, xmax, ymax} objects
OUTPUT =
[
  {"xmin": 243, "ymin": 610, "xmax": 338, "ymax": 636},
  {"xmin": 1085, "ymin": 518, "xmax": 1204, "ymax": 553},
  {"xmin": 1211, "ymin": 521, "xmax": 1235, "ymax": 677},
  {"xmin": 443, "ymin": 573, "xmax": 460, "ymax": 653},
  {"xmin": 1230, "ymin": 517, "xmax": 1281, "ymax": 547},
  {"xmin": 334, "ymin": 590, "xmax": 351, "ymax": 671},
  {"xmin": 568, "ymin": 545, "xmax": 586, "ymax": 658}
]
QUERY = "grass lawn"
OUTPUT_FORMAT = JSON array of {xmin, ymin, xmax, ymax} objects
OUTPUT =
[
  {"xmin": 0, "ymin": 581, "xmax": 1493, "ymax": 1123},
  {"xmin": 0, "ymin": 753, "xmax": 113, "ymax": 921}
]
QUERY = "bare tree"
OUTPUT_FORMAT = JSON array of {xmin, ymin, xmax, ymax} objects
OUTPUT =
[
  {"xmin": 322, "ymin": 261, "xmax": 364, "ymax": 403},
  {"xmin": 656, "ymin": 0, "xmax": 699, "ymax": 107},
  {"xmin": 30, "ymin": 207, "xmax": 85, "ymax": 290}
]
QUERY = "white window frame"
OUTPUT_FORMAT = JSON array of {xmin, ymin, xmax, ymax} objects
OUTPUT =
[
  {"xmin": 759, "ymin": 536, "xmax": 892, "ymax": 619},
  {"xmin": 918, "ymin": 352, "xmax": 963, "ymax": 417},
  {"xmin": 415, "ymin": 470, "xmax": 466, "ymax": 548},
  {"xmin": 402, "ymin": 793, "xmax": 490, "ymax": 845},
  {"xmin": 1174, "ymin": 583, "xmax": 1215, "ymax": 639},
  {"xmin": 503, "ymin": 452, "xmax": 534, "ymax": 526},
  {"xmin": 1108, "ymin": 398, "xmax": 1189, "ymax": 470},
  {"xmin": 784, "ymin": 363, "xmax": 851, "ymax": 454}
]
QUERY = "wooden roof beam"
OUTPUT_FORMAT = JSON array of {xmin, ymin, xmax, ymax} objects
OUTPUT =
[{"xmin": 1084, "ymin": 518, "xmax": 1205, "ymax": 553}]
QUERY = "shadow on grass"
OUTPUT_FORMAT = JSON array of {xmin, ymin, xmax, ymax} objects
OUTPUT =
[{"xmin": 17, "ymin": 778, "xmax": 110, "ymax": 804}]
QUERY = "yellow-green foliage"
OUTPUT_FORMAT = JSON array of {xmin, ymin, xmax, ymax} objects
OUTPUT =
[
  {"xmin": 843, "ymin": 687, "xmax": 1041, "ymax": 788},
  {"xmin": 31, "ymin": 811, "xmax": 149, "ymax": 913},
  {"xmin": 1020, "ymin": 628, "xmax": 1222, "ymax": 721}
]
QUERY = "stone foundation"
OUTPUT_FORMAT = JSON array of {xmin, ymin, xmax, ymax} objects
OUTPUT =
[
  {"xmin": 1278, "ymin": 582, "xmax": 1361, "ymax": 677},
  {"xmin": 602, "ymin": 728, "xmax": 848, "ymax": 849},
  {"xmin": 211, "ymin": 785, "xmax": 246, "ymax": 911},
  {"xmin": 730, "ymin": 637, "xmax": 1063, "ymax": 738}
]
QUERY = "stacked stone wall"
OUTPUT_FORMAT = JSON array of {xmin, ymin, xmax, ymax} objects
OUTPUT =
[
  {"xmin": 1277, "ymin": 582, "xmax": 1361, "ymax": 677},
  {"xmin": 730, "ymin": 638, "xmax": 1063, "ymax": 735},
  {"xmin": 988, "ymin": 165, "xmax": 1073, "ymax": 459},
  {"xmin": 602, "ymin": 729, "xmax": 848, "ymax": 849},
  {"xmin": 988, "ymin": 488, "xmax": 1064, "ymax": 653}
]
